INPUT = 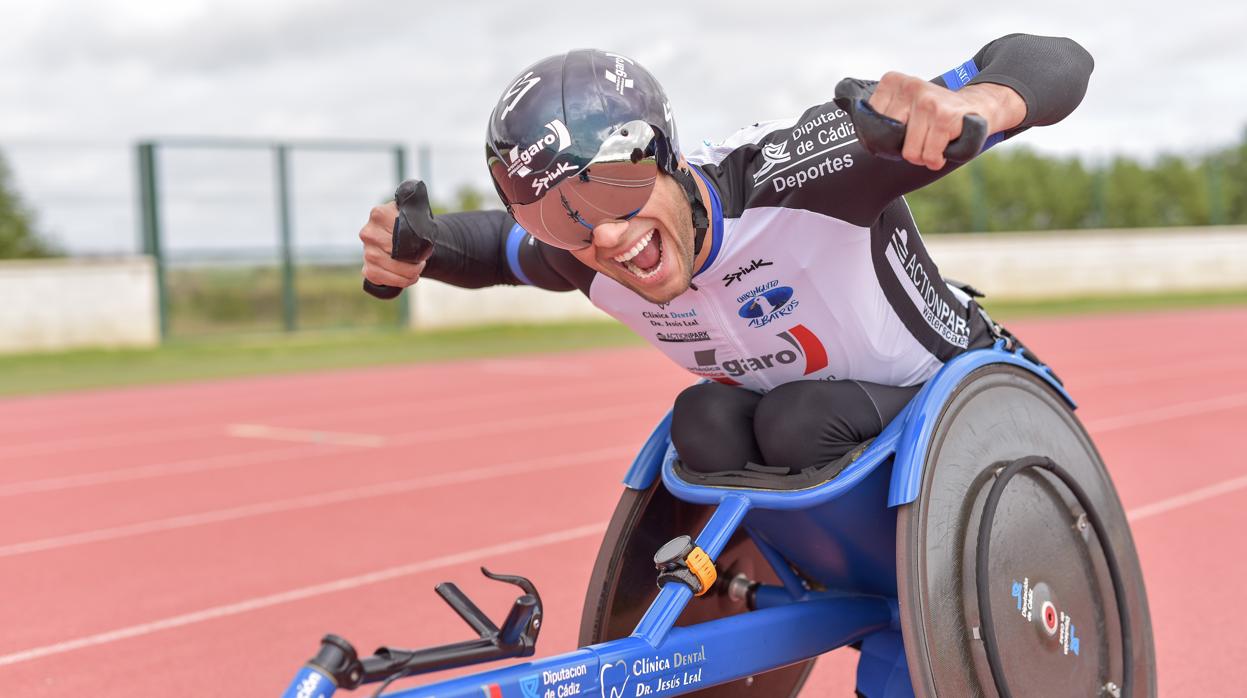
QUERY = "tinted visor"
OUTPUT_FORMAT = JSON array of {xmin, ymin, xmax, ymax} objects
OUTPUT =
[{"xmin": 504, "ymin": 121, "xmax": 659, "ymax": 250}]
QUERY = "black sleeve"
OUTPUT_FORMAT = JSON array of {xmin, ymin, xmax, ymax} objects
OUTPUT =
[
  {"xmin": 704, "ymin": 34, "xmax": 1094, "ymax": 228},
  {"xmin": 963, "ymin": 33, "xmax": 1095, "ymax": 136},
  {"xmin": 419, "ymin": 210, "xmax": 594, "ymax": 294}
]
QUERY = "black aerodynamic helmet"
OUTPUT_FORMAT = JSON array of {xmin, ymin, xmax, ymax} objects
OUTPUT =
[{"xmin": 486, "ymin": 49, "xmax": 706, "ymax": 251}]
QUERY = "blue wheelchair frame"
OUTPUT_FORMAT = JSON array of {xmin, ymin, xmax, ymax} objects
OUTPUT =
[{"xmin": 282, "ymin": 342, "xmax": 1072, "ymax": 698}]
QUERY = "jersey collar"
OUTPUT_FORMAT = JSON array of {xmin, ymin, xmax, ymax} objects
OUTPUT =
[{"xmin": 689, "ymin": 164, "xmax": 724, "ymax": 277}]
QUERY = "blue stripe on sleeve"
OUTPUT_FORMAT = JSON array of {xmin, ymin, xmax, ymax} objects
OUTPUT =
[
  {"xmin": 941, "ymin": 59, "xmax": 980, "ymax": 91},
  {"xmin": 942, "ymin": 59, "xmax": 1005, "ymax": 153},
  {"xmin": 505, "ymin": 223, "xmax": 535, "ymax": 286}
]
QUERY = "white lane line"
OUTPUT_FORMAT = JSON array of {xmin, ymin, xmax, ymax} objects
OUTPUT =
[
  {"xmin": 0, "ymin": 377, "xmax": 649, "ymax": 459},
  {"xmin": 0, "ymin": 401, "xmax": 661, "ymax": 497},
  {"xmin": 2, "ymin": 458, "xmax": 1246, "ymax": 666},
  {"xmin": 0, "ymin": 446, "xmax": 631, "ymax": 558},
  {"xmin": 0, "ymin": 443, "xmax": 327, "ymax": 498},
  {"xmin": 1074, "ymin": 355, "xmax": 1247, "ymax": 389},
  {"xmin": 0, "ymin": 425, "xmax": 213, "ymax": 461},
  {"xmin": 1128, "ymin": 473, "xmax": 1247, "ymax": 523},
  {"xmin": 7, "ymin": 465, "xmax": 1247, "ymax": 667},
  {"xmin": 226, "ymin": 424, "xmax": 386, "ymax": 448},
  {"xmin": 0, "ymin": 522, "xmax": 607, "ymax": 668},
  {"xmin": 1085, "ymin": 391, "xmax": 1247, "ymax": 433},
  {"xmin": 383, "ymin": 402, "xmax": 663, "ymax": 447},
  {"xmin": 480, "ymin": 358, "xmax": 597, "ymax": 377}
]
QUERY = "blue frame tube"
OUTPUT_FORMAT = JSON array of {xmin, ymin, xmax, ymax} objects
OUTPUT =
[
  {"xmin": 632, "ymin": 495, "xmax": 752, "ymax": 646},
  {"xmin": 374, "ymin": 594, "xmax": 893, "ymax": 698},
  {"xmin": 280, "ymin": 345, "xmax": 1069, "ymax": 697},
  {"xmin": 622, "ymin": 410, "xmax": 673, "ymax": 490},
  {"xmin": 743, "ymin": 524, "xmax": 807, "ymax": 600},
  {"xmin": 281, "ymin": 665, "xmax": 337, "ymax": 698}
]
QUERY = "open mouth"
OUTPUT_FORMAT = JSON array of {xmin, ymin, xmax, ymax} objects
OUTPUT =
[{"xmin": 612, "ymin": 228, "xmax": 664, "ymax": 280}]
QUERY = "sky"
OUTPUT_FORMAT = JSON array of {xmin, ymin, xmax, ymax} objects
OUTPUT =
[{"xmin": 2, "ymin": 0, "xmax": 1245, "ymax": 254}]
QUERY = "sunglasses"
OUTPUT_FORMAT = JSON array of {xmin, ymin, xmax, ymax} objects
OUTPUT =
[{"xmin": 491, "ymin": 120, "xmax": 661, "ymax": 250}]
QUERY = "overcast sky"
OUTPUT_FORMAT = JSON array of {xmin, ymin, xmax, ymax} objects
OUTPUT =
[{"xmin": 3, "ymin": 0, "xmax": 1245, "ymax": 254}]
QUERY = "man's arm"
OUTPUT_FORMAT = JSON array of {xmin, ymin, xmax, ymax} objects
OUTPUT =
[
  {"xmin": 360, "ymin": 204, "xmax": 588, "ymax": 294},
  {"xmin": 700, "ymin": 34, "xmax": 1092, "ymax": 227},
  {"xmin": 811, "ymin": 33, "xmax": 1093, "ymax": 226},
  {"xmin": 868, "ymin": 33, "xmax": 1094, "ymax": 171}
]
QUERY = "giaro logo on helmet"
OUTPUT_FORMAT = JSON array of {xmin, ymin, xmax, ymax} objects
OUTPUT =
[{"xmin": 506, "ymin": 120, "xmax": 572, "ymax": 178}]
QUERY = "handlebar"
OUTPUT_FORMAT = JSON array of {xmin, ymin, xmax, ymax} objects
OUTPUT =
[
  {"xmin": 833, "ymin": 77, "xmax": 989, "ymax": 164},
  {"xmin": 281, "ymin": 568, "xmax": 542, "ymax": 697},
  {"xmin": 362, "ymin": 180, "xmax": 437, "ymax": 300}
]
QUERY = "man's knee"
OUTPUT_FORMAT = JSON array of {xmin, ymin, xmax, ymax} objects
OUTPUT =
[
  {"xmin": 671, "ymin": 382, "xmax": 762, "ymax": 473},
  {"xmin": 673, "ymin": 382, "xmax": 754, "ymax": 434},
  {"xmin": 754, "ymin": 380, "xmax": 877, "ymax": 470}
]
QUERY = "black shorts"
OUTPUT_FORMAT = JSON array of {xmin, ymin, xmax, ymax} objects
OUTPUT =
[{"xmin": 670, "ymin": 379, "xmax": 920, "ymax": 474}]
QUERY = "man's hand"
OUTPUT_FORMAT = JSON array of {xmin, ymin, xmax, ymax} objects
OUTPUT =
[
  {"xmin": 359, "ymin": 202, "xmax": 426, "ymax": 289},
  {"xmin": 867, "ymin": 72, "xmax": 1026, "ymax": 170}
]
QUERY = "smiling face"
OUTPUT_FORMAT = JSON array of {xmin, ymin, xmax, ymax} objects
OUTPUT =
[{"xmin": 569, "ymin": 169, "xmax": 700, "ymax": 304}]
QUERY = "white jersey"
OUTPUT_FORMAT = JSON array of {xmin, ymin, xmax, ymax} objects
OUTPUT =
[
  {"xmin": 434, "ymin": 41, "xmax": 1093, "ymax": 393},
  {"xmin": 493, "ymin": 61, "xmax": 1021, "ymax": 392},
  {"xmin": 580, "ymin": 100, "xmax": 991, "ymax": 391}
]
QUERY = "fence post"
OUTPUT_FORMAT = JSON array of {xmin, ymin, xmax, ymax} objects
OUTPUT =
[
  {"xmin": 1091, "ymin": 166, "xmax": 1107, "ymax": 228},
  {"xmin": 1208, "ymin": 157, "xmax": 1225, "ymax": 226},
  {"xmin": 136, "ymin": 142, "xmax": 169, "ymax": 340},
  {"xmin": 274, "ymin": 144, "xmax": 298, "ymax": 332},
  {"xmin": 970, "ymin": 159, "xmax": 986, "ymax": 232},
  {"xmin": 417, "ymin": 143, "xmax": 432, "ymax": 184}
]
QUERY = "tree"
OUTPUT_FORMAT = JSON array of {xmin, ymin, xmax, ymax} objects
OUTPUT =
[
  {"xmin": 0, "ymin": 150, "xmax": 57, "ymax": 258},
  {"xmin": 1219, "ymin": 127, "xmax": 1247, "ymax": 225}
]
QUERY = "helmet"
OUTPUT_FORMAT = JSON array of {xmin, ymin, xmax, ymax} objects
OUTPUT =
[{"xmin": 486, "ymin": 49, "xmax": 699, "ymax": 250}]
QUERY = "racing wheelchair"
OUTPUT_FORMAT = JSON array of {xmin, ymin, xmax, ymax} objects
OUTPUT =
[{"xmin": 290, "ymin": 81, "xmax": 1156, "ymax": 697}]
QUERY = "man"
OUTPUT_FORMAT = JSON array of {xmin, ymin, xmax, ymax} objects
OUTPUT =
[{"xmin": 360, "ymin": 35, "xmax": 1093, "ymax": 477}]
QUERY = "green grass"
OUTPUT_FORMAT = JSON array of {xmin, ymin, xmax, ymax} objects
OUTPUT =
[
  {"xmin": 2, "ymin": 288, "xmax": 1244, "ymax": 398},
  {"xmin": 980, "ymin": 287, "xmax": 1247, "ymax": 320},
  {"xmin": 0, "ymin": 321, "xmax": 640, "ymax": 397},
  {"xmin": 165, "ymin": 264, "xmax": 402, "ymax": 336}
]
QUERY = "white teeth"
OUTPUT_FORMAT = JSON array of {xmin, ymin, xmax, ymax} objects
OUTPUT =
[
  {"xmin": 612, "ymin": 230, "xmax": 655, "ymax": 263},
  {"xmin": 624, "ymin": 255, "xmax": 663, "ymax": 279}
]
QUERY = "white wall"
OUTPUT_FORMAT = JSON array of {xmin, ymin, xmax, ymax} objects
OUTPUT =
[
  {"xmin": 0, "ymin": 257, "xmax": 159, "ymax": 354},
  {"xmin": 407, "ymin": 226, "xmax": 1247, "ymax": 328},
  {"xmin": 3, "ymin": 228, "xmax": 1245, "ymax": 352},
  {"xmin": 927, "ymin": 226, "xmax": 1247, "ymax": 300},
  {"xmin": 408, "ymin": 278, "xmax": 606, "ymax": 329}
]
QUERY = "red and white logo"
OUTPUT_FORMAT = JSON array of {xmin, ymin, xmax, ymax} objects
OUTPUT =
[
  {"xmin": 690, "ymin": 324, "xmax": 827, "ymax": 385},
  {"xmin": 1041, "ymin": 600, "xmax": 1059, "ymax": 636}
]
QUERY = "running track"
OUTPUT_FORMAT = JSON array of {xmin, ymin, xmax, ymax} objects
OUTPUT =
[{"xmin": 2, "ymin": 307, "xmax": 1245, "ymax": 696}]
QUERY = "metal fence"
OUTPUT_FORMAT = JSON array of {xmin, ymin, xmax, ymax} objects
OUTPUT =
[
  {"xmin": 3, "ymin": 139, "xmax": 506, "ymax": 341},
  {"xmin": 135, "ymin": 138, "xmax": 410, "ymax": 338},
  {"xmin": 4, "ymin": 136, "xmax": 1240, "ymax": 341}
]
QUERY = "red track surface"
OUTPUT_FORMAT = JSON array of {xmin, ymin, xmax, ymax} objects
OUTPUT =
[{"xmin": 3, "ymin": 307, "xmax": 1246, "ymax": 696}]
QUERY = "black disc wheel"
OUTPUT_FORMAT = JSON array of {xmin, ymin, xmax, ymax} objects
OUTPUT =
[
  {"xmin": 896, "ymin": 365, "xmax": 1156, "ymax": 697},
  {"xmin": 579, "ymin": 478, "xmax": 814, "ymax": 697}
]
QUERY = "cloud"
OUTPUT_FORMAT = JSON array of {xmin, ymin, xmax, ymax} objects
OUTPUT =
[{"xmin": 2, "ymin": 0, "xmax": 1244, "ymax": 252}]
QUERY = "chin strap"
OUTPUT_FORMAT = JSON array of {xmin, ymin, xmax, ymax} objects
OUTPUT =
[{"xmin": 671, "ymin": 166, "xmax": 710, "ymax": 256}]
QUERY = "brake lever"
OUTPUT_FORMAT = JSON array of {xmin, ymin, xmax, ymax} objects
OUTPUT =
[{"xmin": 480, "ymin": 567, "xmax": 544, "ymax": 645}]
